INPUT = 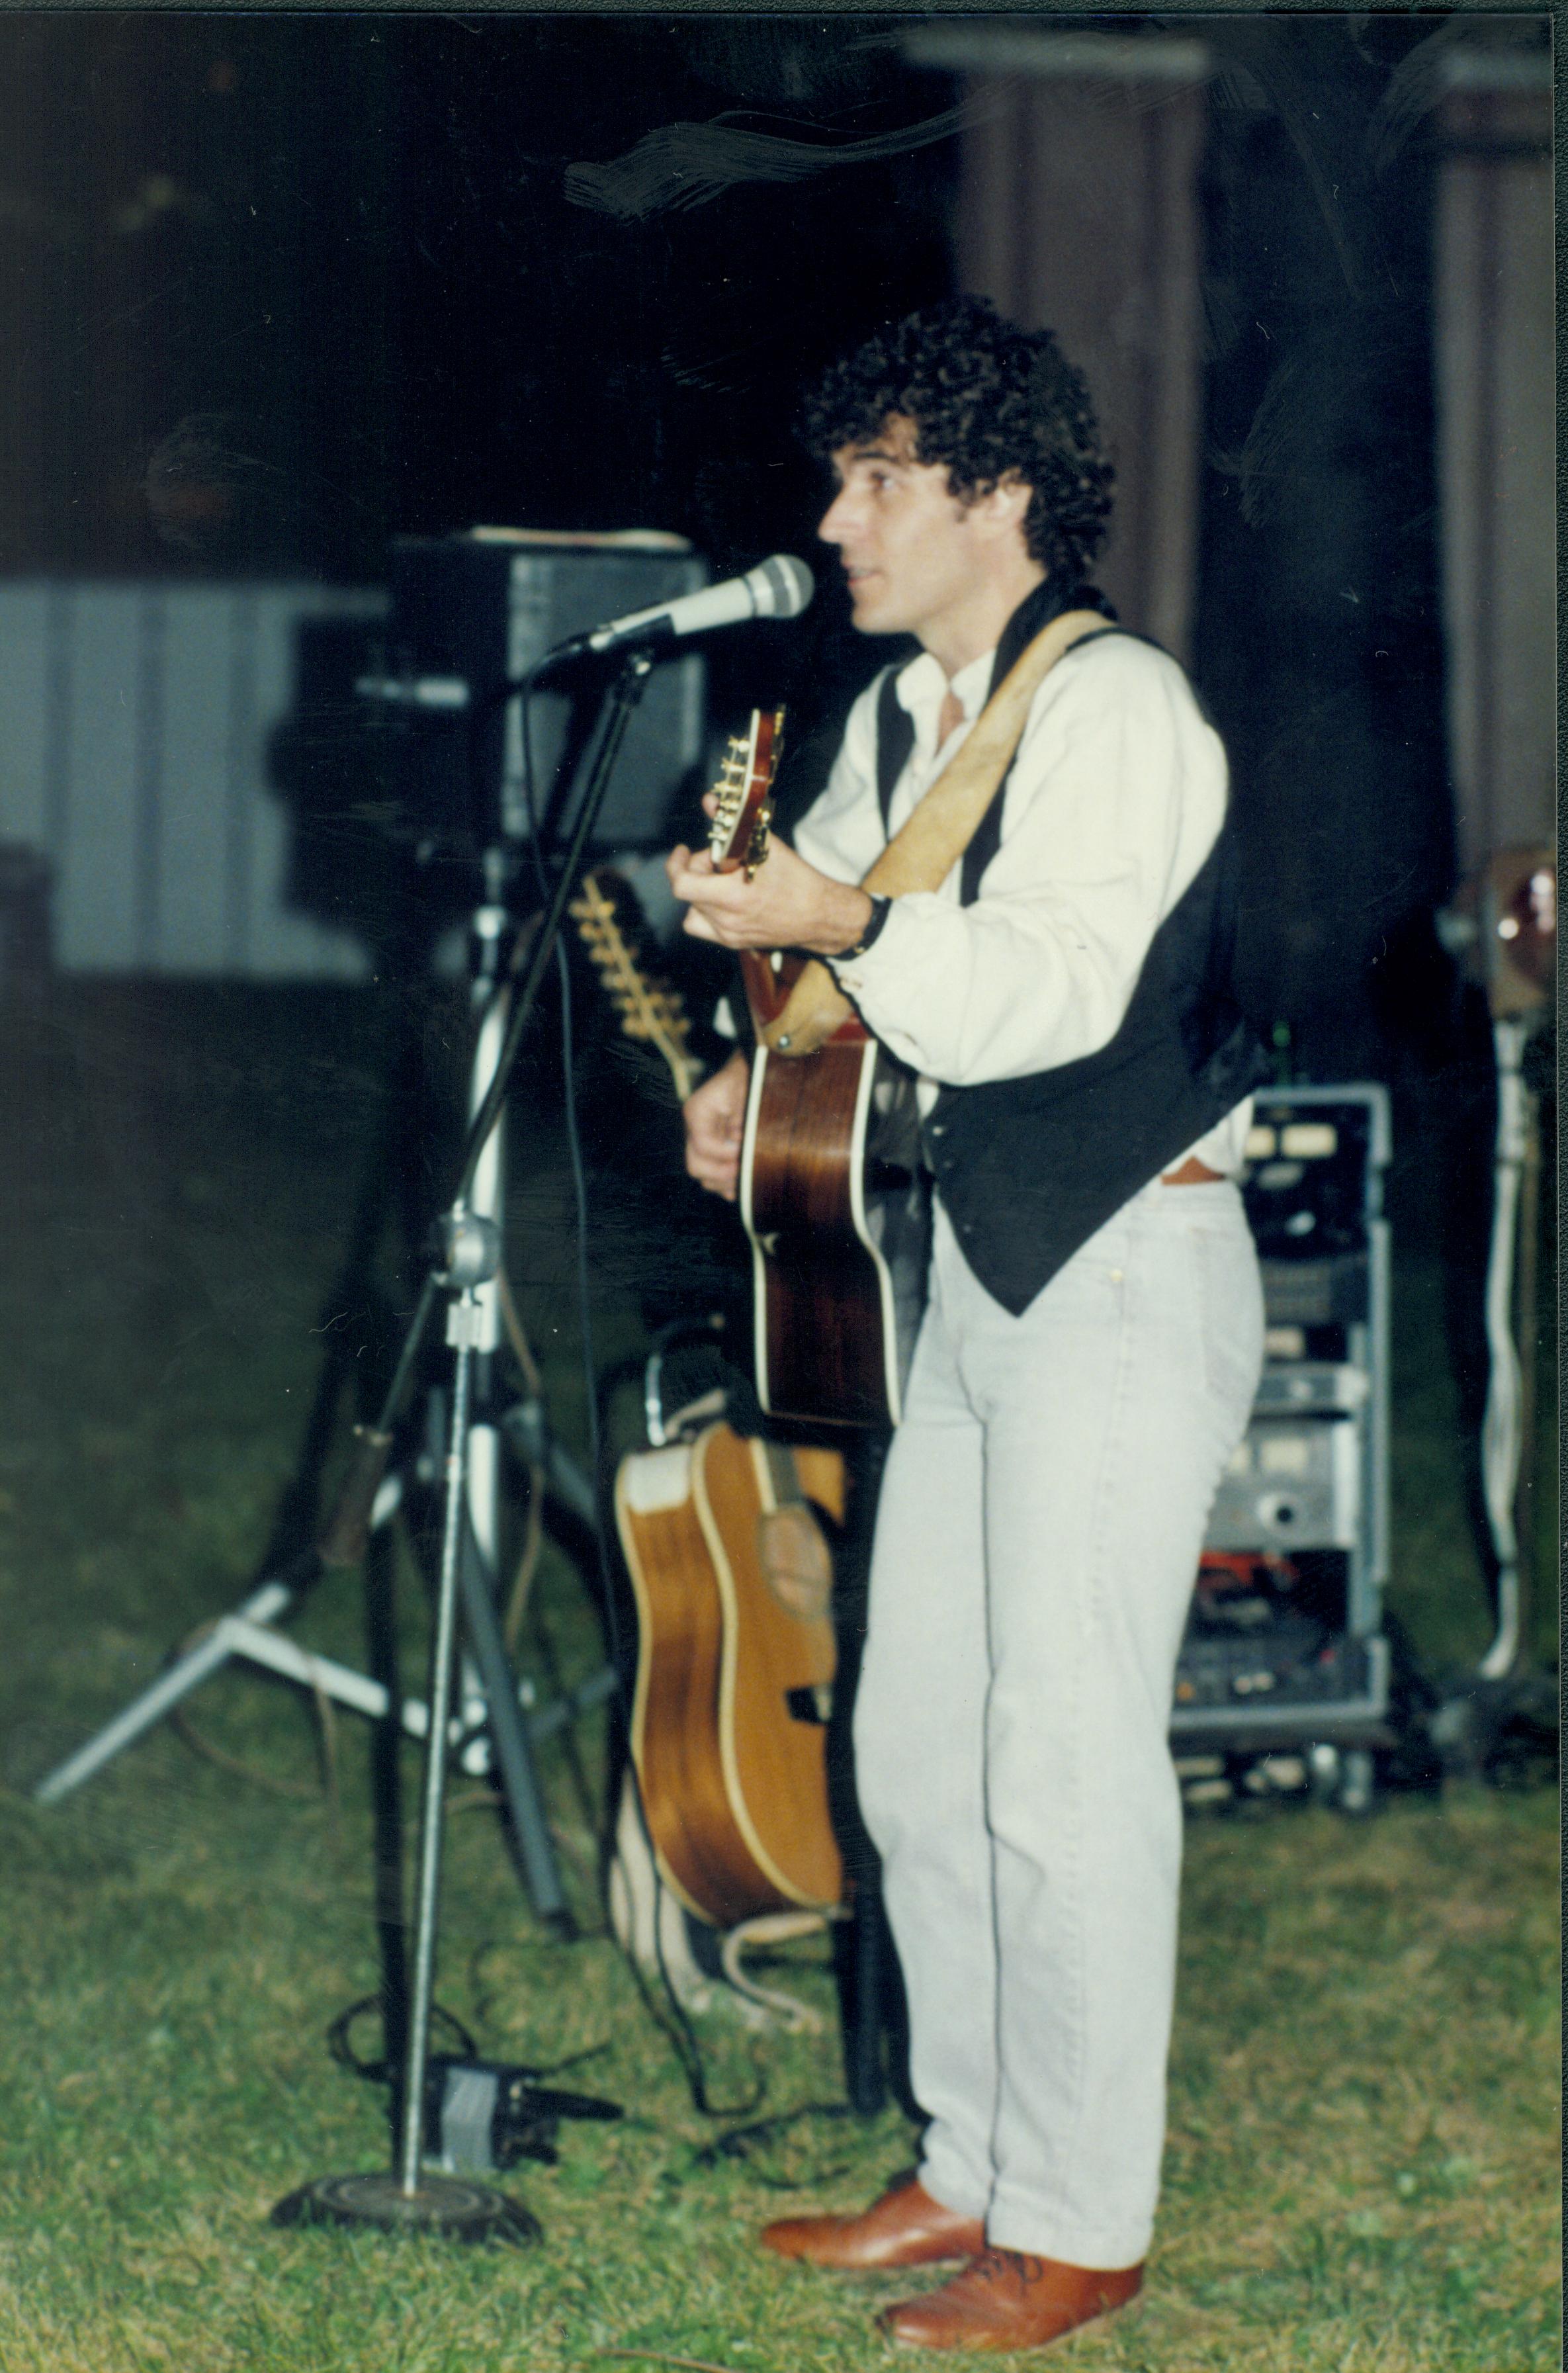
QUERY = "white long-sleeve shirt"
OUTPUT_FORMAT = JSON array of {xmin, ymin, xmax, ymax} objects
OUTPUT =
[{"xmin": 795, "ymin": 631, "xmax": 1252, "ymax": 1175}]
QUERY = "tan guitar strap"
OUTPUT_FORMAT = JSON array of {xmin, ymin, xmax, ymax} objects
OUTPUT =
[{"xmin": 760, "ymin": 608, "xmax": 1106, "ymax": 1057}]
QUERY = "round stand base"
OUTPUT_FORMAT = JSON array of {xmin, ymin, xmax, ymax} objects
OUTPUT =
[{"xmin": 271, "ymin": 2170, "xmax": 541, "ymax": 2245}]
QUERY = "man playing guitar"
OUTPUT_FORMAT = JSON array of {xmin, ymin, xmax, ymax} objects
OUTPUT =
[{"xmin": 667, "ymin": 296, "xmax": 1267, "ymax": 2354}]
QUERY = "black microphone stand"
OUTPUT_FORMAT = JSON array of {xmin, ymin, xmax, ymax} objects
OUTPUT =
[{"xmin": 272, "ymin": 647, "xmax": 653, "ymax": 2243}]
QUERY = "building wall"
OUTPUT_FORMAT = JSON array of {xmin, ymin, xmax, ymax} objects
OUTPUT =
[
  {"xmin": 0, "ymin": 580, "xmax": 384, "ymax": 976},
  {"xmin": 908, "ymin": 28, "xmax": 1210, "ymax": 660},
  {"xmin": 1432, "ymin": 75, "xmax": 1554, "ymax": 875}
]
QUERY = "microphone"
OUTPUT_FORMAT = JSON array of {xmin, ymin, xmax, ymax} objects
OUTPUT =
[{"xmin": 544, "ymin": 553, "xmax": 813, "ymax": 662}]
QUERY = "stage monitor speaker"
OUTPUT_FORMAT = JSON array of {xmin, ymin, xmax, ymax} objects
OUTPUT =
[{"xmin": 382, "ymin": 530, "xmax": 709, "ymax": 855}]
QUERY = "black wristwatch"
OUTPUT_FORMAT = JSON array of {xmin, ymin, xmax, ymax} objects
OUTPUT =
[{"xmin": 842, "ymin": 893, "xmax": 893, "ymax": 960}]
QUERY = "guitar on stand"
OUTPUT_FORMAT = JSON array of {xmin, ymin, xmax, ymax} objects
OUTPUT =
[{"xmin": 614, "ymin": 1421, "xmax": 844, "ymax": 1928}]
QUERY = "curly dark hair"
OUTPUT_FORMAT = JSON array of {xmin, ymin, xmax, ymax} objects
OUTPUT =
[{"xmin": 801, "ymin": 295, "xmax": 1114, "ymax": 587}]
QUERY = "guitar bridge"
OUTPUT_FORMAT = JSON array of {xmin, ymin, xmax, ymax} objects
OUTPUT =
[{"xmin": 785, "ymin": 1683, "xmax": 833, "ymax": 1726}]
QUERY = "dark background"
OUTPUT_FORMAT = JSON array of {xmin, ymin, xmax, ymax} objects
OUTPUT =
[{"xmin": 0, "ymin": 9, "xmax": 1496, "ymax": 1087}]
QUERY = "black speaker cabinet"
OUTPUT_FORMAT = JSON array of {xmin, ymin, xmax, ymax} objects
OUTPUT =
[{"xmin": 384, "ymin": 531, "xmax": 709, "ymax": 854}]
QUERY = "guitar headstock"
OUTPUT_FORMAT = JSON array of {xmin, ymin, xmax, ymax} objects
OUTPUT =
[
  {"xmin": 707, "ymin": 707, "xmax": 785, "ymax": 879},
  {"xmin": 570, "ymin": 870, "xmax": 701, "ymax": 1105}
]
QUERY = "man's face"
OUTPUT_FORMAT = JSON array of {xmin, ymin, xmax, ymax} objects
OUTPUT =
[{"xmin": 817, "ymin": 416, "xmax": 1006, "ymax": 654}]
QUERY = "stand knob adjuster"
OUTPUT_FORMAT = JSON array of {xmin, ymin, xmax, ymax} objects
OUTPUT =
[{"xmin": 432, "ymin": 1210, "xmax": 501, "ymax": 1291}]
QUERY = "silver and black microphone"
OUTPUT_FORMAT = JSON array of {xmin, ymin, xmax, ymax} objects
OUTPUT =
[{"xmin": 544, "ymin": 553, "xmax": 814, "ymax": 662}]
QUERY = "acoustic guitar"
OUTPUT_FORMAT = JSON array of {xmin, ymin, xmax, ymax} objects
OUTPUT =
[
  {"xmin": 615, "ymin": 1421, "xmax": 845, "ymax": 1926},
  {"xmin": 734, "ymin": 953, "xmax": 928, "ymax": 1431},
  {"xmin": 572, "ymin": 846, "xmax": 847, "ymax": 1930},
  {"xmin": 707, "ymin": 713, "xmax": 929, "ymax": 1431},
  {"xmin": 577, "ymin": 711, "xmax": 924, "ymax": 1432}
]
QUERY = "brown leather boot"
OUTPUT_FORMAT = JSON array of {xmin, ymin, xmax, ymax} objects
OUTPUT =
[
  {"xmin": 879, "ymin": 2246, "xmax": 1143, "ymax": 2351},
  {"xmin": 760, "ymin": 2173, "xmax": 986, "ymax": 2270}
]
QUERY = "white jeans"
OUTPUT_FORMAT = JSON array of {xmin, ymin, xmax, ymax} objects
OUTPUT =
[{"xmin": 854, "ymin": 1179, "xmax": 1264, "ymax": 2269}]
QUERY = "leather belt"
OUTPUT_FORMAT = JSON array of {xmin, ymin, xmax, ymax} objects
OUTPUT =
[{"xmin": 1160, "ymin": 1155, "xmax": 1225, "ymax": 1186}]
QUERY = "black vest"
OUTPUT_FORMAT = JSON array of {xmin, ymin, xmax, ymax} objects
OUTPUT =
[{"xmin": 869, "ymin": 590, "xmax": 1269, "ymax": 1317}]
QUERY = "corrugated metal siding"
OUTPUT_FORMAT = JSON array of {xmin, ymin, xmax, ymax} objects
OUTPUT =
[{"xmin": 0, "ymin": 580, "xmax": 388, "ymax": 977}]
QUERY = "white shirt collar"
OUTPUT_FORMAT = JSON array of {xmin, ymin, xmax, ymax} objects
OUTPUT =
[{"xmin": 894, "ymin": 645, "xmax": 996, "ymax": 753}]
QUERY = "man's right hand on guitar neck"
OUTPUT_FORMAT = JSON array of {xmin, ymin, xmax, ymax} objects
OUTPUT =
[{"xmin": 683, "ymin": 1048, "xmax": 749, "ymax": 1200}]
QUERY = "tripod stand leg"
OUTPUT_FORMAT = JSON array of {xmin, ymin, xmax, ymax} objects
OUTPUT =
[
  {"xmin": 33, "ymin": 1577, "xmax": 296, "ymax": 1804},
  {"xmin": 456, "ymin": 1525, "xmax": 574, "ymax": 1934}
]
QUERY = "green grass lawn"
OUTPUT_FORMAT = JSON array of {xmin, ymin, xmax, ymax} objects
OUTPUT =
[{"xmin": 0, "ymin": 985, "xmax": 1557, "ymax": 2372}]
